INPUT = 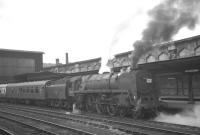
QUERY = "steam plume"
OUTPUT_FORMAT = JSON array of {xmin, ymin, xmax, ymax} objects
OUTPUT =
[
  {"xmin": 132, "ymin": 0, "xmax": 200, "ymax": 68},
  {"xmin": 99, "ymin": 15, "xmax": 136, "ymax": 73},
  {"xmin": 155, "ymin": 105, "xmax": 200, "ymax": 127}
]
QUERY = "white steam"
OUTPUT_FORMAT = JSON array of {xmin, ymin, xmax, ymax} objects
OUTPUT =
[
  {"xmin": 155, "ymin": 105, "xmax": 200, "ymax": 127},
  {"xmin": 99, "ymin": 57, "xmax": 111, "ymax": 74},
  {"xmin": 99, "ymin": 16, "xmax": 135, "ymax": 74}
]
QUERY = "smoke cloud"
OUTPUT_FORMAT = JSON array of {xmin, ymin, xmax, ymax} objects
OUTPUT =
[
  {"xmin": 155, "ymin": 105, "xmax": 200, "ymax": 127},
  {"xmin": 0, "ymin": 1, "xmax": 3, "ymax": 8},
  {"xmin": 0, "ymin": 1, "xmax": 3, "ymax": 19},
  {"xmin": 132, "ymin": 0, "xmax": 200, "ymax": 68},
  {"xmin": 99, "ymin": 14, "xmax": 139, "ymax": 73}
]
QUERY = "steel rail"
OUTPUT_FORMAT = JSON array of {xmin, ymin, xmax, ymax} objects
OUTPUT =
[
  {"xmin": 0, "ymin": 110, "xmax": 96, "ymax": 135},
  {"xmin": 1, "ymin": 104, "xmax": 200, "ymax": 135},
  {"xmin": 0, "ymin": 115, "xmax": 62, "ymax": 135},
  {"xmin": 0, "ymin": 127, "xmax": 15, "ymax": 135}
]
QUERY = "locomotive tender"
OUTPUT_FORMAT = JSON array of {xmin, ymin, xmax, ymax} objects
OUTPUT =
[{"xmin": 0, "ymin": 70, "xmax": 160, "ymax": 118}]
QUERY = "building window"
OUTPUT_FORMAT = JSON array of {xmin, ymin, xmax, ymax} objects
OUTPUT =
[
  {"xmin": 179, "ymin": 48, "xmax": 192, "ymax": 58},
  {"xmin": 195, "ymin": 46, "xmax": 200, "ymax": 56},
  {"xmin": 197, "ymin": 40, "xmax": 200, "ymax": 46},
  {"xmin": 146, "ymin": 55, "xmax": 156, "ymax": 62},
  {"xmin": 158, "ymin": 53, "xmax": 169, "ymax": 61}
]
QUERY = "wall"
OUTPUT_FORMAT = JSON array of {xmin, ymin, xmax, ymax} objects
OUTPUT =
[{"xmin": 0, "ymin": 49, "xmax": 43, "ymax": 83}]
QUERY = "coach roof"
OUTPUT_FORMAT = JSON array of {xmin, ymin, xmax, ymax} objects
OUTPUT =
[{"xmin": 7, "ymin": 80, "xmax": 50, "ymax": 87}]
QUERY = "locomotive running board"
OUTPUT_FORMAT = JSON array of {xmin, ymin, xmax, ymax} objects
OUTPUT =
[{"xmin": 73, "ymin": 89, "xmax": 129, "ymax": 94}]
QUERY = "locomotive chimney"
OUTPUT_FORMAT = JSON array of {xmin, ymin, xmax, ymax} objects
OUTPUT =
[
  {"xmin": 56, "ymin": 58, "xmax": 59, "ymax": 65},
  {"xmin": 66, "ymin": 53, "xmax": 69, "ymax": 64}
]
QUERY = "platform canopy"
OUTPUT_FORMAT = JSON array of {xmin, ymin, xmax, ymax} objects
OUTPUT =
[
  {"xmin": 14, "ymin": 71, "xmax": 70, "ymax": 82},
  {"xmin": 138, "ymin": 56, "xmax": 200, "ymax": 73}
]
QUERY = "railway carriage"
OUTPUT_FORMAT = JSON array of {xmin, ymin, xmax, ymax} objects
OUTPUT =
[
  {"xmin": 5, "ymin": 80, "xmax": 49, "ymax": 104},
  {"xmin": 0, "ymin": 78, "xmax": 73, "ymax": 109}
]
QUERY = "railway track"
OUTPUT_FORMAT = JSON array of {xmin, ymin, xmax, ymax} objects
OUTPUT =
[
  {"xmin": 0, "ymin": 116, "xmax": 56, "ymax": 135},
  {"xmin": 0, "ymin": 104, "xmax": 126, "ymax": 135},
  {"xmin": 0, "ymin": 112, "xmax": 98, "ymax": 135},
  {"xmin": 0, "ymin": 126, "xmax": 14, "ymax": 135},
  {"xmin": 1, "ymin": 103, "xmax": 200, "ymax": 135}
]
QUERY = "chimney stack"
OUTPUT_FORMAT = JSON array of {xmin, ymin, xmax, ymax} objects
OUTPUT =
[
  {"xmin": 56, "ymin": 58, "xmax": 59, "ymax": 65},
  {"xmin": 66, "ymin": 53, "xmax": 69, "ymax": 64}
]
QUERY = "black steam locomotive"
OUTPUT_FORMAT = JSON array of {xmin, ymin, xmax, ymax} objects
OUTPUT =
[{"xmin": 0, "ymin": 70, "xmax": 160, "ymax": 118}]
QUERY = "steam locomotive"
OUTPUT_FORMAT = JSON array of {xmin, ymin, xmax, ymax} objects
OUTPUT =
[{"xmin": 0, "ymin": 70, "xmax": 161, "ymax": 118}]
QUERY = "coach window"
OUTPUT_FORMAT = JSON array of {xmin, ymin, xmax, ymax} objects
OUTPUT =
[
  {"xmin": 26, "ymin": 87, "xmax": 29, "ymax": 93},
  {"xmin": 11, "ymin": 88, "xmax": 14, "ymax": 93},
  {"xmin": 31, "ymin": 87, "xmax": 34, "ymax": 93},
  {"xmin": 35, "ymin": 86, "xmax": 39, "ymax": 93},
  {"xmin": 19, "ymin": 88, "xmax": 23, "ymax": 93}
]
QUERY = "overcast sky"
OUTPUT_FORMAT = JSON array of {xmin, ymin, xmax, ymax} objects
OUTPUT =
[{"xmin": 0, "ymin": 0, "xmax": 200, "ymax": 64}]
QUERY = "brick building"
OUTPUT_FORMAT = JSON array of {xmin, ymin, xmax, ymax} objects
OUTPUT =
[{"xmin": 0, "ymin": 49, "xmax": 43, "ymax": 83}]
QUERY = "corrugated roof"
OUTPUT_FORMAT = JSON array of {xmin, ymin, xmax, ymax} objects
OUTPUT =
[{"xmin": 0, "ymin": 48, "xmax": 44, "ymax": 54}]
